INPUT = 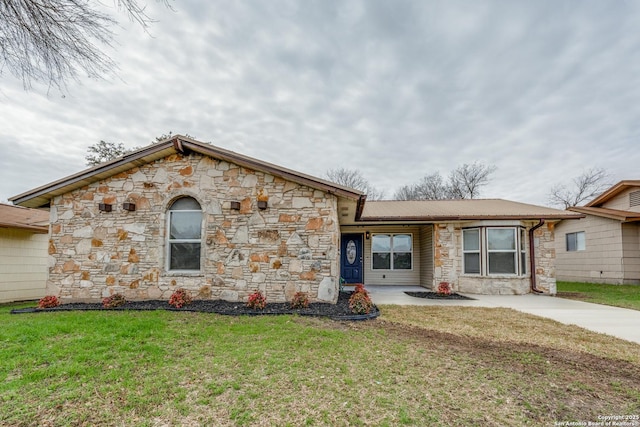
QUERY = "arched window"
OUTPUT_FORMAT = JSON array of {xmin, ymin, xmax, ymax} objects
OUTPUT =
[{"xmin": 167, "ymin": 197, "xmax": 202, "ymax": 271}]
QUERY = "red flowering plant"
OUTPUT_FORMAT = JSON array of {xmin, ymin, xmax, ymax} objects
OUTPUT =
[
  {"xmin": 38, "ymin": 295, "xmax": 60, "ymax": 309},
  {"xmin": 102, "ymin": 293, "xmax": 126, "ymax": 308},
  {"xmin": 348, "ymin": 284, "xmax": 373, "ymax": 315},
  {"xmin": 437, "ymin": 282, "xmax": 452, "ymax": 296},
  {"xmin": 246, "ymin": 290, "xmax": 267, "ymax": 310},
  {"xmin": 290, "ymin": 291, "xmax": 310, "ymax": 309},
  {"xmin": 169, "ymin": 288, "xmax": 192, "ymax": 309}
]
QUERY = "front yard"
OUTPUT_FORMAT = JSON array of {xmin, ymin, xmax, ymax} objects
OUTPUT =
[
  {"xmin": 557, "ymin": 281, "xmax": 640, "ymax": 311},
  {"xmin": 1, "ymin": 302, "xmax": 639, "ymax": 426}
]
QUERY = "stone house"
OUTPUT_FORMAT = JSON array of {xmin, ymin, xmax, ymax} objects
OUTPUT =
[
  {"xmin": 10, "ymin": 136, "xmax": 581, "ymax": 302},
  {"xmin": 0, "ymin": 203, "xmax": 49, "ymax": 303},
  {"xmin": 555, "ymin": 180, "xmax": 640, "ymax": 284}
]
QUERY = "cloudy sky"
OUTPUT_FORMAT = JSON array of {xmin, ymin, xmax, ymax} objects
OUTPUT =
[{"xmin": 2, "ymin": 0, "xmax": 639, "ymax": 206}]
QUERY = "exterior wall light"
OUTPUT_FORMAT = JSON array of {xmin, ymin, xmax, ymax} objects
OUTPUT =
[
  {"xmin": 98, "ymin": 203, "xmax": 113, "ymax": 212},
  {"xmin": 257, "ymin": 200, "xmax": 268, "ymax": 210},
  {"xmin": 122, "ymin": 202, "xmax": 136, "ymax": 211},
  {"xmin": 230, "ymin": 201, "xmax": 241, "ymax": 210}
]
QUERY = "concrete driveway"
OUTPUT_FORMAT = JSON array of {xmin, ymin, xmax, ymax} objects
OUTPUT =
[{"xmin": 365, "ymin": 285, "xmax": 640, "ymax": 345}]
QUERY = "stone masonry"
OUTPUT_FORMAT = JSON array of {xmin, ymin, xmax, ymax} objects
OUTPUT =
[
  {"xmin": 432, "ymin": 222, "xmax": 557, "ymax": 295},
  {"xmin": 47, "ymin": 152, "xmax": 341, "ymax": 303}
]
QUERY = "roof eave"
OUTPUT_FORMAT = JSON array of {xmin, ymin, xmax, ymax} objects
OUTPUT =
[{"xmin": 357, "ymin": 214, "xmax": 585, "ymax": 222}]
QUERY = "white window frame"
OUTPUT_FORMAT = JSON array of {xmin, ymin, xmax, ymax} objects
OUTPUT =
[
  {"xmin": 371, "ymin": 233, "xmax": 413, "ymax": 271},
  {"xmin": 166, "ymin": 198, "xmax": 203, "ymax": 272},
  {"xmin": 462, "ymin": 227, "xmax": 527, "ymax": 276},
  {"xmin": 566, "ymin": 231, "xmax": 586, "ymax": 252},
  {"xmin": 462, "ymin": 228, "xmax": 481, "ymax": 275}
]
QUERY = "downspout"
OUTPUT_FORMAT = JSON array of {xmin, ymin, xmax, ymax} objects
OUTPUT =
[{"xmin": 529, "ymin": 219, "xmax": 545, "ymax": 294}]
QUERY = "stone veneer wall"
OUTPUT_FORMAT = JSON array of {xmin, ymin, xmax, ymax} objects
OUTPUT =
[
  {"xmin": 47, "ymin": 152, "xmax": 341, "ymax": 303},
  {"xmin": 432, "ymin": 222, "xmax": 557, "ymax": 295}
]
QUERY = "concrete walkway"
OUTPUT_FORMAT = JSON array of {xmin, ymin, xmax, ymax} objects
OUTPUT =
[{"xmin": 363, "ymin": 285, "xmax": 640, "ymax": 345}]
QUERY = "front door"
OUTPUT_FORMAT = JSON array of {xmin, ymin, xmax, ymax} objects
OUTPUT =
[{"xmin": 341, "ymin": 233, "xmax": 364, "ymax": 284}]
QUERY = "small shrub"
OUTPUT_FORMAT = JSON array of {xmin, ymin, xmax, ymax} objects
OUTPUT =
[
  {"xmin": 437, "ymin": 282, "xmax": 452, "ymax": 296},
  {"xmin": 246, "ymin": 290, "xmax": 267, "ymax": 310},
  {"xmin": 169, "ymin": 288, "xmax": 192, "ymax": 308},
  {"xmin": 290, "ymin": 292, "xmax": 309, "ymax": 309},
  {"xmin": 349, "ymin": 284, "xmax": 373, "ymax": 315},
  {"xmin": 102, "ymin": 293, "xmax": 126, "ymax": 308},
  {"xmin": 38, "ymin": 295, "xmax": 60, "ymax": 309}
]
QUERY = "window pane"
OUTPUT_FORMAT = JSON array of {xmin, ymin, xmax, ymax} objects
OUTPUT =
[
  {"xmin": 463, "ymin": 229, "xmax": 480, "ymax": 251},
  {"xmin": 170, "ymin": 243, "xmax": 201, "ymax": 270},
  {"xmin": 170, "ymin": 197, "xmax": 201, "ymax": 210},
  {"xmin": 576, "ymin": 232, "xmax": 586, "ymax": 250},
  {"xmin": 464, "ymin": 253, "xmax": 480, "ymax": 274},
  {"xmin": 372, "ymin": 235, "xmax": 390, "ymax": 252},
  {"xmin": 521, "ymin": 252, "xmax": 527, "ymax": 274},
  {"xmin": 488, "ymin": 252, "xmax": 516, "ymax": 274},
  {"xmin": 488, "ymin": 229, "xmax": 515, "ymax": 250},
  {"xmin": 393, "ymin": 252, "xmax": 412, "ymax": 270},
  {"xmin": 170, "ymin": 211, "xmax": 202, "ymax": 239},
  {"xmin": 566, "ymin": 233, "xmax": 577, "ymax": 251},
  {"xmin": 372, "ymin": 253, "xmax": 390, "ymax": 269},
  {"xmin": 393, "ymin": 234, "xmax": 412, "ymax": 252}
]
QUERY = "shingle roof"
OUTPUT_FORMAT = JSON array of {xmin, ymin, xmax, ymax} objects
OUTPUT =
[
  {"xmin": 10, "ymin": 136, "xmax": 365, "ymax": 209},
  {"xmin": 360, "ymin": 199, "xmax": 583, "ymax": 221},
  {"xmin": 0, "ymin": 203, "xmax": 49, "ymax": 233},
  {"xmin": 568, "ymin": 206, "xmax": 640, "ymax": 222}
]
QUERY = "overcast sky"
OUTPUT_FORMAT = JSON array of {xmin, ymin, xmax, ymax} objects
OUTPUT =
[{"xmin": 2, "ymin": 0, "xmax": 639, "ymax": 206}]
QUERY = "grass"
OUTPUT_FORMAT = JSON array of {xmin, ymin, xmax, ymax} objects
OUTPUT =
[
  {"xmin": 1, "ymin": 302, "xmax": 639, "ymax": 426},
  {"xmin": 557, "ymin": 281, "xmax": 640, "ymax": 311}
]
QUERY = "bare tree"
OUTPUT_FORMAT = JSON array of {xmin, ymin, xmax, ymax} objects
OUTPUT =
[
  {"xmin": 448, "ymin": 162, "xmax": 497, "ymax": 199},
  {"xmin": 394, "ymin": 163, "xmax": 496, "ymax": 200},
  {"xmin": 325, "ymin": 168, "xmax": 385, "ymax": 200},
  {"xmin": 1, "ymin": 0, "xmax": 170, "ymax": 90},
  {"xmin": 548, "ymin": 168, "xmax": 610, "ymax": 209},
  {"xmin": 85, "ymin": 140, "xmax": 130, "ymax": 166}
]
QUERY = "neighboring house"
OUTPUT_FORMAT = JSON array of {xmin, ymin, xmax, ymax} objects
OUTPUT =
[
  {"xmin": 0, "ymin": 203, "xmax": 49, "ymax": 303},
  {"xmin": 555, "ymin": 180, "xmax": 640, "ymax": 285},
  {"xmin": 10, "ymin": 136, "xmax": 581, "ymax": 302}
]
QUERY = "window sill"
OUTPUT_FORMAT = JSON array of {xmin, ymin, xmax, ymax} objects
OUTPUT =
[
  {"xmin": 460, "ymin": 274, "xmax": 528, "ymax": 279},
  {"xmin": 163, "ymin": 271, "xmax": 205, "ymax": 277}
]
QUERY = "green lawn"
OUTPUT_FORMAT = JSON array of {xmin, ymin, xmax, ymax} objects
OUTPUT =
[
  {"xmin": 557, "ymin": 281, "xmax": 640, "ymax": 311},
  {"xmin": 1, "ymin": 302, "xmax": 639, "ymax": 426}
]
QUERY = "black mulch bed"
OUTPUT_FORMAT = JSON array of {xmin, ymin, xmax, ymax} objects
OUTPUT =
[
  {"xmin": 11, "ymin": 291, "xmax": 379, "ymax": 321},
  {"xmin": 404, "ymin": 291, "xmax": 475, "ymax": 300}
]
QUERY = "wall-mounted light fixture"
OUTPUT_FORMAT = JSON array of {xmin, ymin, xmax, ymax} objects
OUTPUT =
[
  {"xmin": 365, "ymin": 231, "xmax": 370, "ymax": 240},
  {"xmin": 98, "ymin": 203, "xmax": 113, "ymax": 212},
  {"xmin": 230, "ymin": 201, "xmax": 241, "ymax": 210},
  {"xmin": 257, "ymin": 200, "xmax": 268, "ymax": 210},
  {"xmin": 122, "ymin": 202, "xmax": 136, "ymax": 211}
]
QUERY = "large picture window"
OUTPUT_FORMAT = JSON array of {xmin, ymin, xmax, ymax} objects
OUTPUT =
[
  {"xmin": 566, "ymin": 231, "xmax": 585, "ymax": 252},
  {"xmin": 372, "ymin": 234, "xmax": 412, "ymax": 270},
  {"xmin": 463, "ymin": 227, "xmax": 526, "ymax": 276},
  {"xmin": 167, "ymin": 197, "xmax": 202, "ymax": 271}
]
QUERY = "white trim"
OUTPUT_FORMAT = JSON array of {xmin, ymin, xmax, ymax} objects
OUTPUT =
[{"xmin": 165, "ymin": 199, "xmax": 203, "ymax": 272}]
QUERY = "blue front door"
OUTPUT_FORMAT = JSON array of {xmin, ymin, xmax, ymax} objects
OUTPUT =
[{"xmin": 341, "ymin": 233, "xmax": 364, "ymax": 284}]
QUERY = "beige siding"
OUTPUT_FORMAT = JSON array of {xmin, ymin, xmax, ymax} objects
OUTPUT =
[
  {"xmin": 621, "ymin": 223, "xmax": 640, "ymax": 284},
  {"xmin": 0, "ymin": 228, "xmax": 48, "ymax": 303},
  {"xmin": 601, "ymin": 188, "xmax": 640, "ymax": 213},
  {"xmin": 419, "ymin": 225, "xmax": 434, "ymax": 289},
  {"xmin": 555, "ymin": 216, "xmax": 625, "ymax": 284}
]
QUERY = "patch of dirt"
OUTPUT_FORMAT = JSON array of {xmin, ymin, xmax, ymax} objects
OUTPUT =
[
  {"xmin": 404, "ymin": 291, "xmax": 475, "ymax": 300},
  {"xmin": 13, "ymin": 292, "xmax": 379, "ymax": 320},
  {"xmin": 357, "ymin": 319, "xmax": 640, "ymax": 422},
  {"xmin": 557, "ymin": 291, "xmax": 590, "ymax": 298}
]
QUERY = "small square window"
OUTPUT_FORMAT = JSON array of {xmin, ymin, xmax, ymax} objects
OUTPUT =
[{"xmin": 566, "ymin": 232, "xmax": 586, "ymax": 252}]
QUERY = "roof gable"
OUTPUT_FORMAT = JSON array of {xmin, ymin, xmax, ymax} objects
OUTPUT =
[
  {"xmin": 586, "ymin": 180, "xmax": 640, "ymax": 207},
  {"xmin": 568, "ymin": 206, "xmax": 640, "ymax": 222},
  {"xmin": 10, "ymin": 136, "xmax": 365, "ymax": 208}
]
